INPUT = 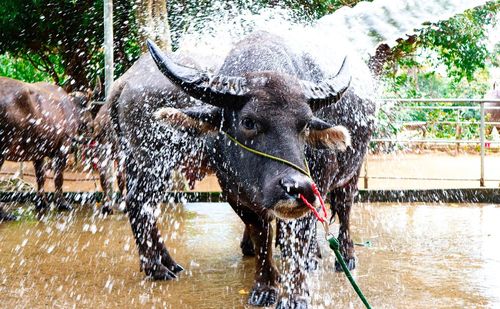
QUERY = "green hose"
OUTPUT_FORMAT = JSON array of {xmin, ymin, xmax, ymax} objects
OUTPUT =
[{"xmin": 328, "ymin": 236, "xmax": 372, "ymax": 309}]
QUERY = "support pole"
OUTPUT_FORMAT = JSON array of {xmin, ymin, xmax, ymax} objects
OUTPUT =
[
  {"xmin": 455, "ymin": 109, "xmax": 461, "ymax": 155},
  {"xmin": 480, "ymin": 102, "xmax": 485, "ymax": 187},
  {"xmin": 19, "ymin": 162, "xmax": 24, "ymax": 180},
  {"xmin": 104, "ymin": 0, "xmax": 114, "ymax": 100},
  {"xmin": 363, "ymin": 153, "xmax": 368, "ymax": 189}
]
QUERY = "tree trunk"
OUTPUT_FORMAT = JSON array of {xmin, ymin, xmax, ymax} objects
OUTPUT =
[{"xmin": 136, "ymin": 0, "xmax": 172, "ymax": 52}]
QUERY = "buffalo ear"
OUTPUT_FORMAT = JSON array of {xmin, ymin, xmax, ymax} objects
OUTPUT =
[
  {"xmin": 154, "ymin": 106, "xmax": 222, "ymax": 134},
  {"xmin": 306, "ymin": 117, "xmax": 351, "ymax": 151}
]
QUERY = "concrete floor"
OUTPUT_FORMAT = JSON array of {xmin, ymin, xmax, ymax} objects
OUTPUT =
[{"xmin": 1, "ymin": 202, "xmax": 499, "ymax": 308}]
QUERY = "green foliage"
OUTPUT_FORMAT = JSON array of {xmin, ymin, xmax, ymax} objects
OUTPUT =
[
  {"xmin": 383, "ymin": 2, "xmax": 498, "ymax": 97},
  {"xmin": 0, "ymin": 0, "xmax": 140, "ymax": 91},
  {"xmin": 490, "ymin": 42, "xmax": 500, "ymax": 67},
  {"xmin": 0, "ymin": 0, "xmax": 496, "ymax": 106},
  {"xmin": 418, "ymin": 3, "xmax": 497, "ymax": 82},
  {"xmin": 271, "ymin": 0, "xmax": 372, "ymax": 18},
  {"xmin": 376, "ymin": 3, "xmax": 498, "ymax": 146},
  {"xmin": 0, "ymin": 53, "xmax": 61, "ymax": 83},
  {"xmin": 383, "ymin": 64, "xmax": 491, "ymax": 99}
]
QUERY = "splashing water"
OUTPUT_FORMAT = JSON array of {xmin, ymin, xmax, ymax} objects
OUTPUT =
[
  {"xmin": 174, "ymin": 0, "xmax": 491, "ymax": 101},
  {"xmin": 168, "ymin": 1, "xmax": 496, "ymax": 306},
  {"xmin": 316, "ymin": 0, "xmax": 490, "ymax": 58},
  {"xmin": 176, "ymin": 6, "xmax": 375, "ymax": 100},
  {"xmin": 2, "ymin": 1, "xmax": 496, "ymax": 307}
]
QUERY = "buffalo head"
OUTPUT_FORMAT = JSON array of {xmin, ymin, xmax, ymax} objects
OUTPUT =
[
  {"xmin": 69, "ymin": 81, "xmax": 102, "ymax": 137},
  {"xmin": 148, "ymin": 40, "xmax": 351, "ymax": 220}
]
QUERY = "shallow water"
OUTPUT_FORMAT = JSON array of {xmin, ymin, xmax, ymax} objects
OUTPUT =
[{"xmin": 1, "ymin": 203, "xmax": 499, "ymax": 308}]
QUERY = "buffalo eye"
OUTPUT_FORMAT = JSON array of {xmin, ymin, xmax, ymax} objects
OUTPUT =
[
  {"xmin": 299, "ymin": 121, "xmax": 310, "ymax": 136},
  {"xmin": 303, "ymin": 123, "xmax": 310, "ymax": 135},
  {"xmin": 241, "ymin": 117, "xmax": 257, "ymax": 131}
]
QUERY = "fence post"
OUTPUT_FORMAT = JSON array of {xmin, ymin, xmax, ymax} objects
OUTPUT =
[
  {"xmin": 104, "ymin": 0, "xmax": 114, "ymax": 100},
  {"xmin": 19, "ymin": 162, "xmax": 24, "ymax": 180},
  {"xmin": 363, "ymin": 154, "xmax": 369, "ymax": 189},
  {"xmin": 480, "ymin": 102, "xmax": 485, "ymax": 187},
  {"xmin": 455, "ymin": 109, "xmax": 461, "ymax": 154}
]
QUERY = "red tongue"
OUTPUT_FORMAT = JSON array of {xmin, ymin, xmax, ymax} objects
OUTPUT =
[{"xmin": 298, "ymin": 182, "xmax": 328, "ymax": 223}]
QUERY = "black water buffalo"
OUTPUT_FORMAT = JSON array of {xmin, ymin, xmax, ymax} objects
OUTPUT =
[
  {"xmin": 0, "ymin": 77, "xmax": 95, "ymax": 212},
  {"xmin": 111, "ymin": 31, "xmax": 375, "ymax": 308}
]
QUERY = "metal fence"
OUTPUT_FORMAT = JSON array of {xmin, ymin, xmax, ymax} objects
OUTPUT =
[
  {"xmin": 2, "ymin": 98, "xmax": 500, "ymax": 191},
  {"xmin": 362, "ymin": 98, "xmax": 500, "ymax": 188}
]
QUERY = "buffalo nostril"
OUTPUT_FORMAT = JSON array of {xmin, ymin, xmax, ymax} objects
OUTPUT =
[
  {"xmin": 280, "ymin": 179, "xmax": 299, "ymax": 194},
  {"xmin": 280, "ymin": 176, "xmax": 314, "ymax": 201}
]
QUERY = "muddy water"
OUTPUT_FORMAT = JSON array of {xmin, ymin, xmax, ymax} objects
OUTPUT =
[{"xmin": 1, "ymin": 203, "xmax": 499, "ymax": 308}]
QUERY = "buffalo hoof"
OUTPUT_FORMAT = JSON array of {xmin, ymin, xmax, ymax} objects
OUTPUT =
[
  {"xmin": 335, "ymin": 256, "xmax": 356, "ymax": 272},
  {"xmin": 145, "ymin": 263, "xmax": 178, "ymax": 280},
  {"xmin": 56, "ymin": 199, "xmax": 73, "ymax": 212},
  {"xmin": 240, "ymin": 239, "xmax": 255, "ymax": 256},
  {"xmin": 160, "ymin": 251, "xmax": 184, "ymax": 274},
  {"xmin": 57, "ymin": 203, "xmax": 73, "ymax": 212},
  {"xmin": 0, "ymin": 209, "xmax": 17, "ymax": 222},
  {"xmin": 169, "ymin": 263, "xmax": 184, "ymax": 274},
  {"xmin": 248, "ymin": 285, "xmax": 278, "ymax": 307},
  {"xmin": 276, "ymin": 297, "xmax": 309, "ymax": 309},
  {"xmin": 34, "ymin": 198, "xmax": 49, "ymax": 211},
  {"xmin": 100, "ymin": 205, "xmax": 113, "ymax": 216}
]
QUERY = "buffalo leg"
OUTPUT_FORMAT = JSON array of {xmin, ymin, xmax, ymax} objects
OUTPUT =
[
  {"xmin": 247, "ymin": 220, "xmax": 279, "ymax": 306},
  {"xmin": 117, "ymin": 160, "xmax": 125, "ymax": 196},
  {"xmin": 116, "ymin": 159, "xmax": 126, "ymax": 208},
  {"xmin": 240, "ymin": 224, "xmax": 255, "ymax": 256},
  {"xmin": 276, "ymin": 215, "xmax": 316, "ymax": 309},
  {"xmin": 33, "ymin": 159, "xmax": 49, "ymax": 210},
  {"xmin": 125, "ymin": 156, "xmax": 182, "ymax": 280},
  {"xmin": 0, "ymin": 157, "xmax": 16, "ymax": 221},
  {"xmin": 98, "ymin": 166, "xmax": 113, "ymax": 214},
  {"xmin": 97, "ymin": 149, "xmax": 114, "ymax": 214},
  {"xmin": 230, "ymin": 203, "xmax": 278, "ymax": 307},
  {"xmin": 330, "ymin": 172, "xmax": 359, "ymax": 271},
  {"xmin": 0, "ymin": 206, "xmax": 17, "ymax": 222},
  {"xmin": 276, "ymin": 216, "xmax": 321, "ymax": 272},
  {"xmin": 53, "ymin": 155, "xmax": 72, "ymax": 211}
]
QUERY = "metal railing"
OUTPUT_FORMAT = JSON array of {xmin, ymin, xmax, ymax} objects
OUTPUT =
[
  {"xmin": 364, "ymin": 98, "xmax": 500, "ymax": 188},
  {"xmin": 2, "ymin": 99, "xmax": 499, "ymax": 191}
]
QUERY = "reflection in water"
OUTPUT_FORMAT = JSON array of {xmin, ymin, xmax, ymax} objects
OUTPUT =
[{"xmin": 0, "ymin": 203, "xmax": 499, "ymax": 308}]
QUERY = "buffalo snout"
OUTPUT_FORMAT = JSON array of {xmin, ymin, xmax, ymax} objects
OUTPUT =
[
  {"xmin": 272, "ymin": 173, "xmax": 317, "ymax": 219},
  {"xmin": 280, "ymin": 174, "xmax": 315, "ymax": 203}
]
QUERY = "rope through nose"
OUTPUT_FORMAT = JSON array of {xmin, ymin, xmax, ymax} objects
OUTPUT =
[{"xmin": 298, "ymin": 182, "xmax": 328, "ymax": 223}]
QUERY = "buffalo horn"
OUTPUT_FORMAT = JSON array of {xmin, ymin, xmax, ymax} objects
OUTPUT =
[
  {"xmin": 301, "ymin": 56, "xmax": 351, "ymax": 111},
  {"xmin": 147, "ymin": 39, "xmax": 249, "ymax": 108}
]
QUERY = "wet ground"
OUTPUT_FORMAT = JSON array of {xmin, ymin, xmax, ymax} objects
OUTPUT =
[{"xmin": 1, "ymin": 202, "xmax": 499, "ymax": 308}]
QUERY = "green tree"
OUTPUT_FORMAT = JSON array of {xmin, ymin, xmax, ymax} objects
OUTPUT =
[
  {"xmin": 0, "ymin": 0, "xmax": 140, "ymax": 91},
  {"xmin": 0, "ymin": 52, "xmax": 64, "ymax": 83},
  {"xmin": 377, "ymin": 2, "xmax": 498, "ymax": 98}
]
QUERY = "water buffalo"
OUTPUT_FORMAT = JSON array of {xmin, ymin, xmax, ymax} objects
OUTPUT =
[
  {"xmin": 0, "ymin": 77, "xmax": 95, "ymax": 212},
  {"xmin": 111, "ymin": 31, "xmax": 375, "ymax": 308}
]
